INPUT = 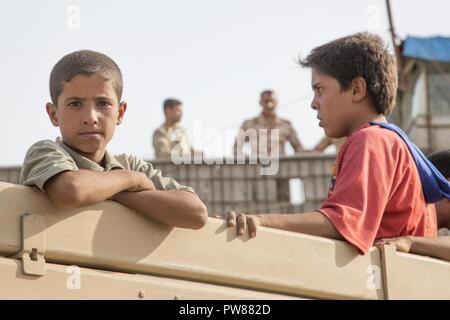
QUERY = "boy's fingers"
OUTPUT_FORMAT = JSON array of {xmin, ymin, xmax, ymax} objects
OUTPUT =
[
  {"xmin": 374, "ymin": 240, "xmax": 384, "ymax": 247},
  {"xmin": 226, "ymin": 210, "xmax": 236, "ymax": 226},
  {"xmin": 247, "ymin": 216, "xmax": 258, "ymax": 238},
  {"xmin": 374, "ymin": 239, "xmax": 391, "ymax": 248},
  {"xmin": 237, "ymin": 213, "xmax": 246, "ymax": 236}
]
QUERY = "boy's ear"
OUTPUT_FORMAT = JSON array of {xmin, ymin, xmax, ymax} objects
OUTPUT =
[
  {"xmin": 351, "ymin": 77, "xmax": 367, "ymax": 102},
  {"xmin": 46, "ymin": 102, "xmax": 59, "ymax": 127},
  {"xmin": 117, "ymin": 101, "xmax": 127, "ymax": 125}
]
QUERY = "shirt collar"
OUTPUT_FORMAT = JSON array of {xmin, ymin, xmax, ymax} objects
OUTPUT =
[{"xmin": 56, "ymin": 137, "xmax": 123, "ymax": 171}]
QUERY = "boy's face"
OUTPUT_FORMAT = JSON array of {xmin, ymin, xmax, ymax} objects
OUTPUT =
[
  {"xmin": 310, "ymin": 68, "xmax": 357, "ymax": 138},
  {"xmin": 46, "ymin": 73, "xmax": 127, "ymax": 163}
]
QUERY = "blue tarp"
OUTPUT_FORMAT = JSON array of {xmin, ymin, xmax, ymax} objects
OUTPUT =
[{"xmin": 403, "ymin": 36, "xmax": 450, "ymax": 63}]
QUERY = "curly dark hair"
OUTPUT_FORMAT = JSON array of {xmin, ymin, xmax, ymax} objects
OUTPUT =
[
  {"xmin": 50, "ymin": 50, "xmax": 123, "ymax": 105},
  {"xmin": 299, "ymin": 32, "xmax": 398, "ymax": 115}
]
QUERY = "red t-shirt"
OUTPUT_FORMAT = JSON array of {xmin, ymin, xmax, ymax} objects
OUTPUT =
[{"xmin": 318, "ymin": 123, "xmax": 437, "ymax": 254}]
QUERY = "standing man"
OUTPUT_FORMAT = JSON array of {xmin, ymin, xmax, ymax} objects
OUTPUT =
[
  {"xmin": 233, "ymin": 90, "xmax": 305, "ymax": 158},
  {"xmin": 153, "ymin": 98, "xmax": 195, "ymax": 161},
  {"xmin": 233, "ymin": 90, "xmax": 305, "ymax": 202}
]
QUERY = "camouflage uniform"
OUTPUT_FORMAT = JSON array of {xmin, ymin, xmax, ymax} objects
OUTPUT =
[
  {"xmin": 233, "ymin": 114, "xmax": 304, "ymax": 157},
  {"xmin": 152, "ymin": 124, "xmax": 194, "ymax": 160},
  {"xmin": 233, "ymin": 114, "xmax": 305, "ymax": 202}
]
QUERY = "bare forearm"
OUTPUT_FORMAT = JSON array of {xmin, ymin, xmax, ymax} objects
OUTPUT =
[
  {"xmin": 47, "ymin": 169, "xmax": 133, "ymax": 208},
  {"xmin": 291, "ymin": 139, "xmax": 305, "ymax": 153},
  {"xmin": 113, "ymin": 190, "xmax": 208, "ymax": 229},
  {"xmin": 313, "ymin": 137, "xmax": 329, "ymax": 152},
  {"xmin": 259, "ymin": 211, "xmax": 342, "ymax": 240},
  {"xmin": 409, "ymin": 236, "xmax": 450, "ymax": 261}
]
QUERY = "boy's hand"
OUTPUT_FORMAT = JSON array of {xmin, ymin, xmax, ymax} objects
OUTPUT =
[
  {"xmin": 225, "ymin": 210, "xmax": 262, "ymax": 238},
  {"xmin": 127, "ymin": 171, "xmax": 156, "ymax": 192},
  {"xmin": 374, "ymin": 236, "xmax": 413, "ymax": 253}
]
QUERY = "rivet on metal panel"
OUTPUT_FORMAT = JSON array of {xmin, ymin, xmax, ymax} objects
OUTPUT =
[
  {"xmin": 174, "ymin": 295, "xmax": 181, "ymax": 300},
  {"xmin": 138, "ymin": 291, "xmax": 146, "ymax": 299}
]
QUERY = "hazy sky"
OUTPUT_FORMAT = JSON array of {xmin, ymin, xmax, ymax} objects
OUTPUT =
[{"xmin": 1, "ymin": 0, "xmax": 449, "ymax": 166}]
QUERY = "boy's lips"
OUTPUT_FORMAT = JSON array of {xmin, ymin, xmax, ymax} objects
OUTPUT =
[
  {"xmin": 317, "ymin": 116, "xmax": 324, "ymax": 127},
  {"xmin": 79, "ymin": 131, "xmax": 103, "ymax": 137}
]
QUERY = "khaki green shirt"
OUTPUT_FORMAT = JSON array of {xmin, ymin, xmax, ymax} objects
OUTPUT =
[
  {"xmin": 152, "ymin": 124, "xmax": 194, "ymax": 160},
  {"xmin": 20, "ymin": 138, "xmax": 195, "ymax": 194}
]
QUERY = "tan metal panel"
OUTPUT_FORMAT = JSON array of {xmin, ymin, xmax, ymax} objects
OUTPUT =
[
  {"xmin": 0, "ymin": 257, "xmax": 299, "ymax": 300},
  {"xmin": 381, "ymin": 245, "xmax": 450, "ymax": 300},
  {"xmin": 0, "ymin": 182, "xmax": 384, "ymax": 299}
]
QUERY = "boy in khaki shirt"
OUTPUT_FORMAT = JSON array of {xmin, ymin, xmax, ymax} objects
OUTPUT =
[{"xmin": 20, "ymin": 50, "xmax": 207, "ymax": 230}]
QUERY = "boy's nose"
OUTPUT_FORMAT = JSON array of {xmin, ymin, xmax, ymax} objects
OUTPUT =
[
  {"xmin": 83, "ymin": 108, "xmax": 99, "ymax": 125},
  {"xmin": 311, "ymin": 99, "xmax": 319, "ymax": 110}
]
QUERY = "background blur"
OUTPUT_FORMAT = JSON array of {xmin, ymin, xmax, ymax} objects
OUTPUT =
[{"xmin": 1, "ymin": 0, "xmax": 450, "ymax": 165}]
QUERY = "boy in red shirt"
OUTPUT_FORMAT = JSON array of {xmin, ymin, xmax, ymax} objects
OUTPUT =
[{"xmin": 226, "ymin": 32, "xmax": 437, "ymax": 254}]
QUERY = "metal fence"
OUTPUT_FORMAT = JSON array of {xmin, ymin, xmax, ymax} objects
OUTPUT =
[{"xmin": 0, "ymin": 154, "xmax": 335, "ymax": 215}]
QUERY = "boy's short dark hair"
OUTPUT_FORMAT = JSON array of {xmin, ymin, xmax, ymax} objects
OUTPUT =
[
  {"xmin": 299, "ymin": 32, "xmax": 398, "ymax": 115},
  {"xmin": 163, "ymin": 98, "xmax": 182, "ymax": 112},
  {"xmin": 50, "ymin": 50, "xmax": 123, "ymax": 105},
  {"xmin": 428, "ymin": 149, "xmax": 450, "ymax": 179}
]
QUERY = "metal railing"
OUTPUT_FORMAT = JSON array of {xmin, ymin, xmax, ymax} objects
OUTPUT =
[{"xmin": 0, "ymin": 153, "xmax": 335, "ymax": 215}]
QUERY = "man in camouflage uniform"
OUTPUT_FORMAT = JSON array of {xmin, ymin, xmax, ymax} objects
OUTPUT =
[
  {"xmin": 153, "ymin": 98, "xmax": 196, "ymax": 161},
  {"xmin": 233, "ymin": 90, "xmax": 305, "ymax": 202},
  {"xmin": 234, "ymin": 90, "xmax": 305, "ymax": 157}
]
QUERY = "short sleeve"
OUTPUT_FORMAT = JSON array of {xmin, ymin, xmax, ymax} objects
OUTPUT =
[
  {"xmin": 318, "ymin": 133, "xmax": 392, "ymax": 254},
  {"xmin": 20, "ymin": 140, "xmax": 78, "ymax": 192},
  {"xmin": 126, "ymin": 154, "xmax": 196, "ymax": 194}
]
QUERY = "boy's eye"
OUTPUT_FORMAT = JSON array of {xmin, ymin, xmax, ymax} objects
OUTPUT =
[
  {"xmin": 68, "ymin": 101, "xmax": 81, "ymax": 107},
  {"xmin": 97, "ymin": 101, "xmax": 111, "ymax": 108}
]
